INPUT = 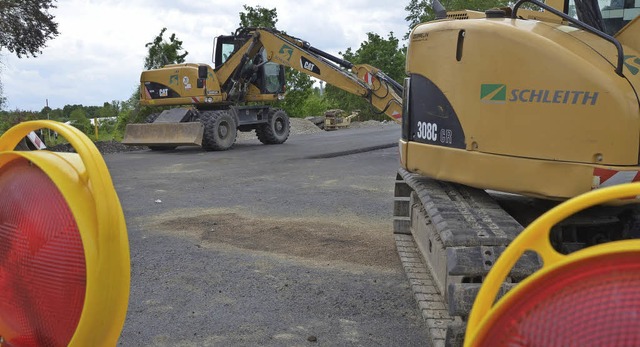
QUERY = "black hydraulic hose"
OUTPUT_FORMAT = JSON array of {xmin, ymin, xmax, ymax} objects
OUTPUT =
[
  {"xmin": 226, "ymin": 33, "xmax": 260, "ymax": 93},
  {"xmin": 432, "ymin": 0, "xmax": 448, "ymax": 19},
  {"xmin": 373, "ymin": 82, "xmax": 391, "ymax": 99},
  {"xmin": 370, "ymin": 99, "xmax": 402, "ymax": 116},
  {"xmin": 307, "ymin": 46, "xmax": 354, "ymax": 69},
  {"xmin": 376, "ymin": 71, "xmax": 404, "ymax": 95}
]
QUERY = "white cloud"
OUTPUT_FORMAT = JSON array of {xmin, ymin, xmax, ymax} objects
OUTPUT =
[{"xmin": 1, "ymin": 0, "xmax": 409, "ymax": 111}]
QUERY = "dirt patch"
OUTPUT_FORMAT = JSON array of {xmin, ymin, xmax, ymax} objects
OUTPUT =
[{"xmin": 147, "ymin": 209, "xmax": 398, "ymax": 270}]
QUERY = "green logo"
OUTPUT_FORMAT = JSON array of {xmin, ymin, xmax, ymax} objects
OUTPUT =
[
  {"xmin": 279, "ymin": 44, "xmax": 294, "ymax": 61},
  {"xmin": 624, "ymin": 55, "xmax": 640, "ymax": 75},
  {"xmin": 169, "ymin": 74, "xmax": 179, "ymax": 85},
  {"xmin": 481, "ymin": 84, "xmax": 507, "ymax": 104}
]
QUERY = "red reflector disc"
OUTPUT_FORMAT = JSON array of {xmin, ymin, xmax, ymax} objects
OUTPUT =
[
  {"xmin": 0, "ymin": 158, "xmax": 86, "ymax": 346},
  {"xmin": 479, "ymin": 252, "xmax": 640, "ymax": 346}
]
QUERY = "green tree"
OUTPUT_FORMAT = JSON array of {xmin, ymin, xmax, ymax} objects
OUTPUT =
[
  {"xmin": 238, "ymin": 5, "xmax": 313, "ymax": 118},
  {"xmin": 405, "ymin": 0, "xmax": 509, "ymax": 37},
  {"xmin": 326, "ymin": 32, "xmax": 406, "ymax": 120},
  {"xmin": 97, "ymin": 101, "xmax": 118, "ymax": 119},
  {"xmin": 62, "ymin": 104, "xmax": 83, "ymax": 119},
  {"xmin": 0, "ymin": 0, "xmax": 59, "ymax": 106},
  {"xmin": 94, "ymin": 101, "xmax": 119, "ymax": 138},
  {"xmin": 69, "ymin": 108, "xmax": 91, "ymax": 134},
  {"xmin": 279, "ymin": 67, "xmax": 314, "ymax": 117},
  {"xmin": 239, "ymin": 5, "xmax": 278, "ymax": 28},
  {"xmin": 114, "ymin": 85, "xmax": 143, "ymax": 136},
  {"xmin": 302, "ymin": 86, "xmax": 329, "ymax": 117},
  {"xmin": 0, "ymin": 111, "xmax": 18, "ymax": 134},
  {"xmin": 0, "ymin": 79, "xmax": 5, "ymax": 110},
  {"xmin": 0, "ymin": 113, "xmax": 8, "ymax": 133},
  {"xmin": 344, "ymin": 32, "xmax": 405, "ymax": 81},
  {"xmin": 0, "ymin": 110, "xmax": 44, "ymax": 135},
  {"xmin": 0, "ymin": 0, "xmax": 59, "ymax": 58},
  {"xmin": 40, "ymin": 105, "xmax": 51, "ymax": 116},
  {"xmin": 49, "ymin": 108, "xmax": 63, "ymax": 121},
  {"xmin": 144, "ymin": 28, "xmax": 189, "ymax": 70},
  {"xmin": 115, "ymin": 29, "xmax": 189, "ymax": 135}
]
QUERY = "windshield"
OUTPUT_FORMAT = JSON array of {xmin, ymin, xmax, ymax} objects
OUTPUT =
[
  {"xmin": 568, "ymin": 0, "xmax": 640, "ymax": 35},
  {"xmin": 263, "ymin": 62, "xmax": 282, "ymax": 94},
  {"xmin": 220, "ymin": 43, "xmax": 235, "ymax": 65}
]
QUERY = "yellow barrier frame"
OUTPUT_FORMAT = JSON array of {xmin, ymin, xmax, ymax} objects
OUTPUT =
[
  {"xmin": 0, "ymin": 121, "xmax": 130, "ymax": 346},
  {"xmin": 465, "ymin": 182, "xmax": 640, "ymax": 346}
]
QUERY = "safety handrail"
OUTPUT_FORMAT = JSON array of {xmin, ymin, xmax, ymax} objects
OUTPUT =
[{"xmin": 512, "ymin": 0, "xmax": 625, "ymax": 76}]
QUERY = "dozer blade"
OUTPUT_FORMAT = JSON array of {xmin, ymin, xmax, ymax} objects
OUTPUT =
[{"xmin": 122, "ymin": 122, "xmax": 204, "ymax": 146}]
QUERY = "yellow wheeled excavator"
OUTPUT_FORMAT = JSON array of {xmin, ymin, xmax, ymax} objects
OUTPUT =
[
  {"xmin": 393, "ymin": 0, "xmax": 640, "ymax": 345},
  {"xmin": 122, "ymin": 27, "xmax": 402, "ymax": 151}
]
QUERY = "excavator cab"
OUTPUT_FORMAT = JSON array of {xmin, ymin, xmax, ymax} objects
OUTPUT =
[{"xmin": 214, "ymin": 33, "xmax": 285, "ymax": 95}]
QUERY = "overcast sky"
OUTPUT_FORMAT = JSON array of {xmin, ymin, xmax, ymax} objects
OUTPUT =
[{"xmin": 1, "ymin": 0, "xmax": 410, "ymax": 111}]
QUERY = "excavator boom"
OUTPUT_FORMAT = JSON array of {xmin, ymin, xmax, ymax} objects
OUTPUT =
[{"xmin": 217, "ymin": 28, "xmax": 403, "ymax": 122}]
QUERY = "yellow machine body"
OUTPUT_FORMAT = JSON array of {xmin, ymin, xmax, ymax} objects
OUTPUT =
[
  {"xmin": 400, "ymin": 14, "xmax": 640, "ymax": 200},
  {"xmin": 393, "ymin": 4, "xmax": 640, "ymax": 345},
  {"xmin": 139, "ymin": 62, "xmax": 283, "ymax": 107}
]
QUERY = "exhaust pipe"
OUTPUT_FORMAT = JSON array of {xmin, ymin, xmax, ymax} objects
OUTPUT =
[{"xmin": 432, "ymin": 0, "xmax": 448, "ymax": 19}]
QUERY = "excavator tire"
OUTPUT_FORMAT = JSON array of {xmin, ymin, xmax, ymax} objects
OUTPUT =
[
  {"xmin": 145, "ymin": 113, "xmax": 177, "ymax": 151},
  {"xmin": 201, "ymin": 110, "xmax": 237, "ymax": 151},
  {"xmin": 256, "ymin": 108, "xmax": 290, "ymax": 145}
]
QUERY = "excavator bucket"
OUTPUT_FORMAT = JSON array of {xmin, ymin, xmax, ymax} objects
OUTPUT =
[{"xmin": 122, "ymin": 122, "xmax": 204, "ymax": 147}]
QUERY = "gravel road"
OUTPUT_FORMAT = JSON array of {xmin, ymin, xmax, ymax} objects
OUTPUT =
[{"xmin": 96, "ymin": 121, "xmax": 429, "ymax": 346}]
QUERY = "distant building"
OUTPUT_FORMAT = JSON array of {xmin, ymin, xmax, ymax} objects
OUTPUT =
[{"xmin": 65, "ymin": 117, "xmax": 117, "ymax": 126}]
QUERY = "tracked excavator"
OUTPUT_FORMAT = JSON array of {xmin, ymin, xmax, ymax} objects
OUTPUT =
[
  {"xmin": 122, "ymin": 27, "xmax": 402, "ymax": 151},
  {"xmin": 393, "ymin": 0, "xmax": 640, "ymax": 345}
]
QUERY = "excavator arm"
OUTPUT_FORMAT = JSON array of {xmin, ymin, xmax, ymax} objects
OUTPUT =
[{"xmin": 221, "ymin": 28, "xmax": 403, "ymax": 123}]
